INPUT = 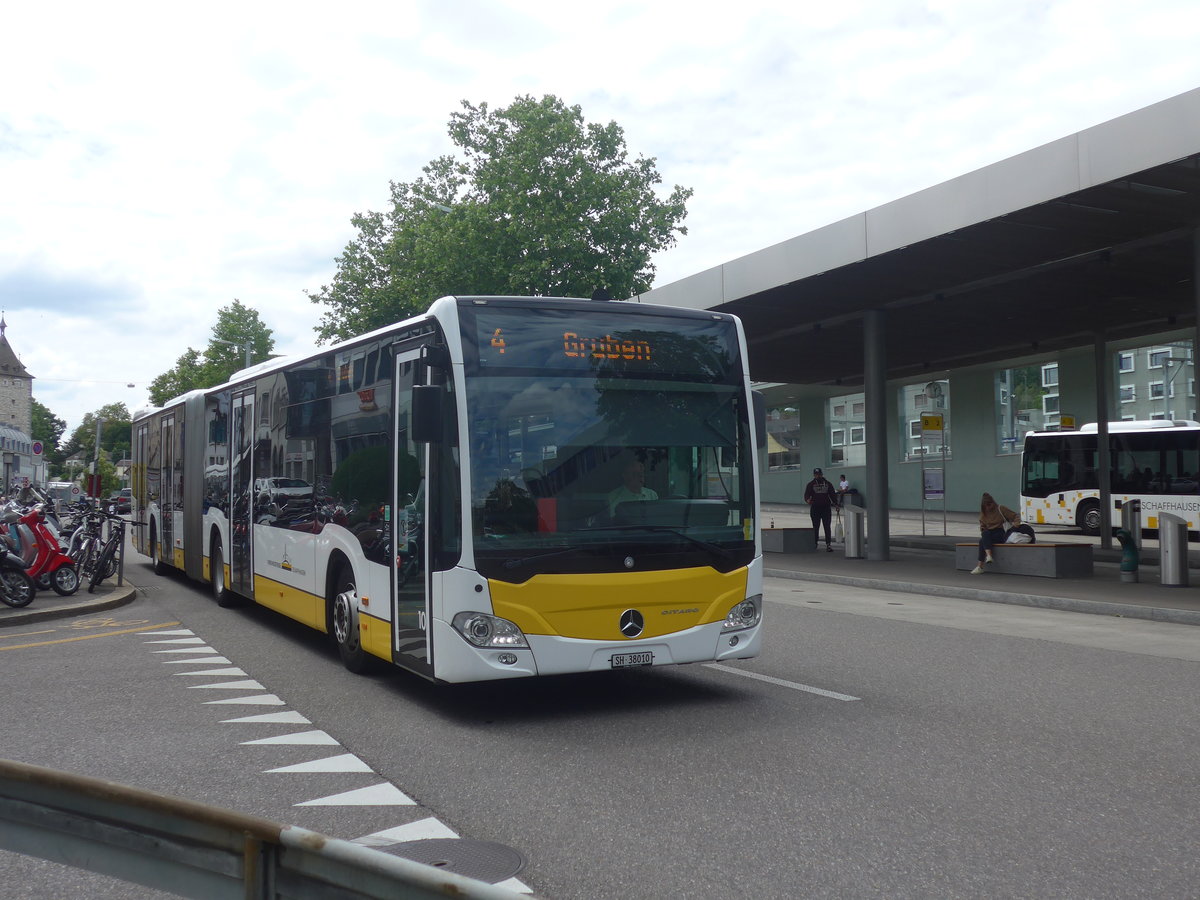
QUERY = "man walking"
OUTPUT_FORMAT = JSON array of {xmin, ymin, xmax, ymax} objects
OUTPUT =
[{"xmin": 804, "ymin": 467, "xmax": 837, "ymax": 552}]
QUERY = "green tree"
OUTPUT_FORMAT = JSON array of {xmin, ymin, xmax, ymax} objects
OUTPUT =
[
  {"xmin": 148, "ymin": 300, "xmax": 275, "ymax": 406},
  {"xmin": 310, "ymin": 94, "xmax": 693, "ymax": 342},
  {"xmin": 31, "ymin": 398, "xmax": 68, "ymax": 478},
  {"xmin": 61, "ymin": 403, "xmax": 133, "ymax": 463}
]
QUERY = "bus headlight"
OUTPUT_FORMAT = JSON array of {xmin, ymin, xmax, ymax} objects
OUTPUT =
[
  {"xmin": 452, "ymin": 612, "xmax": 530, "ymax": 649},
  {"xmin": 721, "ymin": 595, "xmax": 761, "ymax": 633}
]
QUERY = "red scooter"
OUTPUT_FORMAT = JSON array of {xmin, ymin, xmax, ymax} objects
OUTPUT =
[{"xmin": 0, "ymin": 505, "xmax": 80, "ymax": 596}]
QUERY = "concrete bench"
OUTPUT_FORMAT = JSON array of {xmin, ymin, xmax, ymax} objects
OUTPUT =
[
  {"xmin": 954, "ymin": 542, "xmax": 1093, "ymax": 578},
  {"xmin": 763, "ymin": 527, "xmax": 817, "ymax": 554}
]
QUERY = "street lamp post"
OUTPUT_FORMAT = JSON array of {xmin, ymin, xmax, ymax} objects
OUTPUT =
[{"xmin": 212, "ymin": 338, "xmax": 252, "ymax": 370}]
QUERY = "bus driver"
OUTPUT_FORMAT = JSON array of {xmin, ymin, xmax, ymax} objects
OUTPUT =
[{"xmin": 608, "ymin": 458, "xmax": 659, "ymax": 516}]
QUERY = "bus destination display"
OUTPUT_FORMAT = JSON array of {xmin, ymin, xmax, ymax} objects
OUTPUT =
[{"xmin": 467, "ymin": 307, "xmax": 740, "ymax": 382}]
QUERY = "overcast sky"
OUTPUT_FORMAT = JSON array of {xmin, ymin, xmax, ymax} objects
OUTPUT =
[{"xmin": 4, "ymin": 0, "xmax": 1200, "ymax": 435}]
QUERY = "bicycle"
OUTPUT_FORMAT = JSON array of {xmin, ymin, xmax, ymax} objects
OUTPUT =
[
  {"xmin": 87, "ymin": 513, "xmax": 144, "ymax": 593},
  {"xmin": 68, "ymin": 509, "xmax": 109, "ymax": 584}
]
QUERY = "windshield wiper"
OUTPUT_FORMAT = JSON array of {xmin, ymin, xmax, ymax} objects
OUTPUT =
[
  {"xmin": 589, "ymin": 525, "xmax": 737, "ymax": 563},
  {"xmin": 501, "ymin": 547, "xmax": 583, "ymax": 570}
]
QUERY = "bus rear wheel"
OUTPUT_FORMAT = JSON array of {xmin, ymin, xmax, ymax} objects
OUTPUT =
[
  {"xmin": 211, "ymin": 540, "xmax": 236, "ymax": 608},
  {"xmin": 330, "ymin": 565, "xmax": 371, "ymax": 674},
  {"xmin": 1077, "ymin": 500, "xmax": 1101, "ymax": 536},
  {"xmin": 150, "ymin": 525, "xmax": 167, "ymax": 575}
]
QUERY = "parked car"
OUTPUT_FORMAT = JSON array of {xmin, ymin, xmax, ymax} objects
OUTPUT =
[
  {"xmin": 253, "ymin": 477, "xmax": 313, "ymax": 503},
  {"xmin": 107, "ymin": 488, "xmax": 132, "ymax": 513}
]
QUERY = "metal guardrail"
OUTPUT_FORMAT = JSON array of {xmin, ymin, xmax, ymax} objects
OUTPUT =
[{"xmin": 0, "ymin": 758, "xmax": 534, "ymax": 899}]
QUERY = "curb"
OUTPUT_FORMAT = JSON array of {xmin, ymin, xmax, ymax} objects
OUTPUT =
[
  {"xmin": 765, "ymin": 567, "xmax": 1200, "ymax": 627},
  {"xmin": 0, "ymin": 584, "xmax": 139, "ymax": 628}
]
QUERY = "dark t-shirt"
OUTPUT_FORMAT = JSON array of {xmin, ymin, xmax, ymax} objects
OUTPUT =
[{"xmin": 804, "ymin": 477, "xmax": 836, "ymax": 510}]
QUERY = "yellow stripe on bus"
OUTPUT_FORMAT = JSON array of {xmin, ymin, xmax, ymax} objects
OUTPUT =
[
  {"xmin": 253, "ymin": 575, "xmax": 327, "ymax": 632},
  {"xmin": 359, "ymin": 610, "xmax": 392, "ymax": 661},
  {"xmin": 489, "ymin": 566, "xmax": 748, "ymax": 641}
]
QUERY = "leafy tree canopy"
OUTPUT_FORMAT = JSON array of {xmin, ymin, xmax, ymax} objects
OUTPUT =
[
  {"xmin": 61, "ymin": 402, "xmax": 132, "ymax": 462},
  {"xmin": 309, "ymin": 94, "xmax": 693, "ymax": 342},
  {"xmin": 31, "ymin": 399, "xmax": 67, "ymax": 454},
  {"xmin": 147, "ymin": 300, "xmax": 275, "ymax": 406}
]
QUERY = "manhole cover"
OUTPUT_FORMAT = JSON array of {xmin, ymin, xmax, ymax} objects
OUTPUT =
[{"xmin": 379, "ymin": 838, "xmax": 526, "ymax": 883}]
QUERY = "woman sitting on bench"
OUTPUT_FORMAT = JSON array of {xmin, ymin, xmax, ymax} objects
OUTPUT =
[{"xmin": 971, "ymin": 492, "xmax": 1021, "ymax": 575}]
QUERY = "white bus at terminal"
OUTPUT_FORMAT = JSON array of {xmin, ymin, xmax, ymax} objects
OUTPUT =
[{"xmin": 1020, "ymin": 420, "xmax": 1200, "ymax": 535}]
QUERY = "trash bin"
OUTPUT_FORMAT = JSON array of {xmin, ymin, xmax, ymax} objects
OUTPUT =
[
  {"xmin": 1118, "ymin": 499, "xmax": 1142, "ymax": 550},
  {"xmin": 1158, "ymin": 512, "xmax": 1189, "ymax": 587},
  {"xmin": 843, "ymin": 498, "xmax": 865, "ymax": 559}
]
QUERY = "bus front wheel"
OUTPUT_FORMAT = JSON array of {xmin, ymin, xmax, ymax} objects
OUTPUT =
[
  {"xmin": 330, "ymin": 566, "xmax": 371, "ymax": 674},
  {"xmin": 1077, "ymin": 500, "xmax": 1101, "ymax": 536}
]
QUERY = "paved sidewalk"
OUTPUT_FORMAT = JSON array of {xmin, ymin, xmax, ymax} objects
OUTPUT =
[
  {"xmin": 0, "ymin": 578, "xmax": 138, "ymax": 627},
  {"xmin": 763, "ymin": 504, "xmax": 1200, "ymax": 626}
]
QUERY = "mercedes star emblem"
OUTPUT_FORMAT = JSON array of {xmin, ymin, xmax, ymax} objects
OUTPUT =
[{"xmin": 619, "ymin": 609, "xmax": 644, "ymax": 638}]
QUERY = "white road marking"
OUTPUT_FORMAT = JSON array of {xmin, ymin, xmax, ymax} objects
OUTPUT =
[
  {"xmin": 186, "ymin": 679, "xmax": 266, "ymax": 690},
  {"xmin": 222, "ymin": 710, "xmax": 311, "ymax": 724},
  {"xmin": 242, "ymin": 730, "xmax": 339, "ymax": 746},
  {"xmin": 355, "ymin": 817, "xmax": 457, "ymax": 843},
  {"xmin": 153, "ymin": 647, "xmax": 219, "ymax": 654},
  {"xmin": 266, "ymin": 753, "xmax": 373, "ymax": 774},
  {"xmin": 161, "ymin": 656, "xmax": 231, "ymax": 664},
  {"xmin": 296, "ymin": 783, "xmax": 415, "ymax": 805},
  {"xmin": 204, "ymin": 694, "xmax": 286, "ymax": 706},
  {"xmin": 705, "ymin": 663, "xmax": 861, "ymax": 701}
]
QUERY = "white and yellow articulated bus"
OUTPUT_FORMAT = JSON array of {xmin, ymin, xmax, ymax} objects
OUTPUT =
[
  {"xmin": 1020, "ymin": 420, "xmax": 1200, "ymax": 535},
  {"xmin": 132, "ymin": 295, "xmax": 765, "ymax": 683}
]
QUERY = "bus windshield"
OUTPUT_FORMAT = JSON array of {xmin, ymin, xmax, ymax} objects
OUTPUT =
[{"xmin": 460, "ymin": 304, "xmax": 754, "ymax": 580}]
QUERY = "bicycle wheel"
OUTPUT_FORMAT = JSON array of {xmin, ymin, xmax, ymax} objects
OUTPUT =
[
  {"xmin": 77, "ymin": 539, "xmax": 99, "ymax": 581},
  {"xmin": 0, "ymin": 569, "xmax": 35, "ymax": 608},
  {"xmin": 88, "ymin": 544, "xmax": 117, "ymax": 592}
]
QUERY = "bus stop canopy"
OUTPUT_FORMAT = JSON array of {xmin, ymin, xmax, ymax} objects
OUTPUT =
[{"xmin": 644, "ymin": 87, "xmax": 1200, "ymax": 388}]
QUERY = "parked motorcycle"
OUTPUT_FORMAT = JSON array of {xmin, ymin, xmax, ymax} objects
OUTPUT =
[
  {"xmin": 0, "ymin": 544, "xmax": 35, "ymax": 608},
  {"xmin": 0, "ymin": 504, "xmax": 80, "ymax": 596}
]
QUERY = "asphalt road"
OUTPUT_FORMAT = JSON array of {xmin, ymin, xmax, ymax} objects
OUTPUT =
[{"xmin": 1, "ymin": 557, "xmax": 1197, "ymax": 898}]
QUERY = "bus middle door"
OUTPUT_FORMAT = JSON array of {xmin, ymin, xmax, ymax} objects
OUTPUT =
[
  {"xmin": 392, "ymin": 347, "xmax": 431, "ymax": 676},
  {"xmin": 229, "ymin": 389, "xmax": 255, "ymax": 599}
]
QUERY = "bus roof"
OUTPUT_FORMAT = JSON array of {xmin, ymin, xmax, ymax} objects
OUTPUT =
[{"xmin": 1027, "ymin": 420, "xmax": 1200, "ymax": 437}]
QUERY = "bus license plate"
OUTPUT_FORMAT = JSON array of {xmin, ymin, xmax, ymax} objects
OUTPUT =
[{"xmin": 611, "ymin": 651, "xmax": 653, "ymax": 669}]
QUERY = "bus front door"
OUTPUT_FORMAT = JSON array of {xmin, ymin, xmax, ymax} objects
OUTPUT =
[
  {"xmin": 393, "ymin": 348, "xmax": 430, "ymax": 675},
  {"xmin": 229, "ymin": 389, "xmax": 255, "ymax": 599}
]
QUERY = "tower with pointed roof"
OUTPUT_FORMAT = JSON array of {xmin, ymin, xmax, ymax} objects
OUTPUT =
[{"xmin": 0, "ymin": 316, "xmax": 34, "ymax": 438}]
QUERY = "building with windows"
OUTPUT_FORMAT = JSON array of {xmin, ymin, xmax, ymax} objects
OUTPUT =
[{"xmin": 0, "ymin": 317, "xmax": 37, "ymax": 488}]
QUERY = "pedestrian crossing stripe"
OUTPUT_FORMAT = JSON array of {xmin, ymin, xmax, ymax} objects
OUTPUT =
[{"xmin": 175, "ymin": 667, "xmax": 247, "ymax": 676}]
